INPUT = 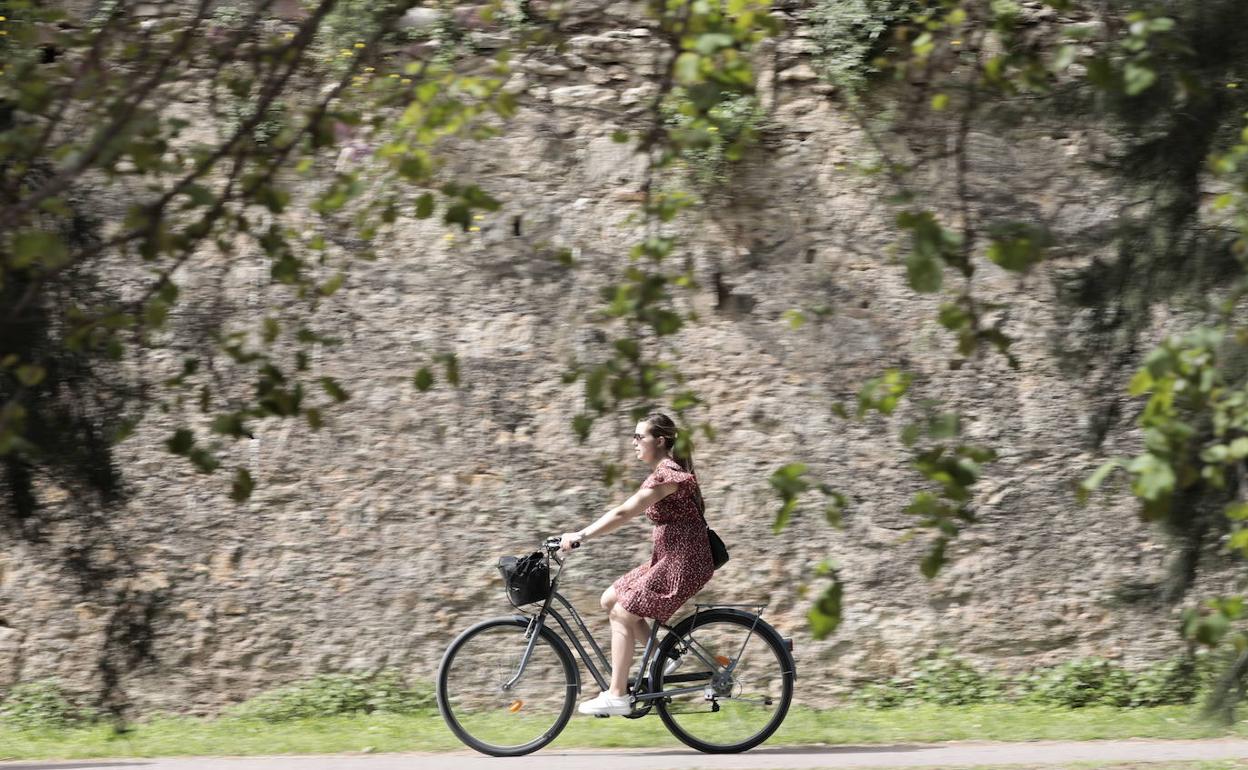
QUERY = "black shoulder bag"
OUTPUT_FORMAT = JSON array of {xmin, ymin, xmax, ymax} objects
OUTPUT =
[
  {"xmin": 690, "ymin": 475, "xmax": 728, "ymax": 569},
  {"xmin": 706, "ymin": 524, "xmax": 729, "ymax": 569}
]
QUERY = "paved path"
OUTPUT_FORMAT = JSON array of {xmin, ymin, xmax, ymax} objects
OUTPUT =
[{"xmin": 4, "ymin": 740, "xmax": 1248, "ymax": 769}]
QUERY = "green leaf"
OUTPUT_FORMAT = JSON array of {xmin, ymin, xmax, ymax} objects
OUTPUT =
[
  {"xmin": 931, "ymin": 93, "xmax": 949, "ymax": 111},
  {"xmin": 166, "ymin": 428, "xmax": 194, "ymax": 456},
  {"xmin": 783, "ymin": 309, "xmax": 806, "ymax": 329},
  {"xmin": 305, "ymin": 408, "xmax": 324, "ymax": 431},
  {"xmin": 572, "ymin": 413, "xmax": 593, "ymax": 443},
  {"xmin": 414, "ymin": 193, "xmax": 435, "ymax": 219},
  {"xmin": 1127, "ymin": 454, "xmax": 1175, "ymax": 501},
  {"xmin": 824, "ymin": 490, "xmax": 847, "ymax": 527},
  {"xmin": 611, "ymin": 130, "xmax": 630, "ymax": 143},
  {"xmin": 671, "ymin": 391, "xmax": 701, "ymax": 411},
  {"xmin": 1124, "ymin": 62, "xmax": 1157, "ymax": 96},
  {"xmin": 773, "ymin": 497, "xmax": 798, "ymax": 534},
  {"xmin": 1078, "ymin": 459, "xmax": 1122, "ymax": 502},
  {"xmin": 920, "ymin": 537, "xmax": 947, "ymax": 579},
  {"xmin": 437, "ymin": 353, "xmax": 460, "ymax": 386},
  {"xmin": 211, "ymin": 414, "xmax": 251, "ymax": 438},
  {"xmin": 188, "ymin": 447, "xmax": 220, "ymax": 474},
  {"xmin": 807, "ymin": 579, "xmax": 843, "ymax": 640},
  {"xmin": 319, "ymin": 377, "xmax": 350, "ymax": 403},
  {"xmin": 318, "ymin": 274, "xmax": 345, "ymax": 297},
  {"xmin": 15, "ymin": 364, "xmax": 45, "ymax": 387},
  {"xmin": 11, "ymin": 230, "xmax": 68, "ymax": 269},
  {"xmin": 413, "ymin": 367, "xmax": 434, "ymax": 392},
  {"xmin": 262, "ymin": 317, "xmax": 281, "ymax": 344},
  {"xmin": 231, "ymin": 468, "xmax": 255, "ymax": 502},
  {"xmin": 1053, "ymin": 44, "xmax": 1077, "ymax": 72},
  {"xmin": 675, "ymin": 52, "xmax": 701, "ymax": 84},
  {"xmin": 905, "ymin": 252, "xmax": 942, "ymax": 293},
  {"xmin": 445, "ymin": 203, "xmax": 471, "ymax": 230}
]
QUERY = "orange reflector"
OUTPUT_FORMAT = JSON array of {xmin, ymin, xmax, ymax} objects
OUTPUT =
[
  {"xmin": 508, "ymin": 700, "xmax": 524, "ymax": 713},
  {"xmin": 715, "ymin": 655, "xmax": 731, "ymax": 667}
]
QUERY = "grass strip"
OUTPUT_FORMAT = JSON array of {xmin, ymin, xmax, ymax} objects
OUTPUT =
[{"xmin": 0, "ymin": 704, "xmax": 1246, "ymax": 760}]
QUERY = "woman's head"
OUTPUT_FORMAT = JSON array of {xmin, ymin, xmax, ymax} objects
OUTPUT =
[
  {"xmin": 634, "ymin": 413, "xmax": 689, "ymax": 470},
  {"xmin": 632, "ymin": 415, "xmax": 673, "ymax": 466},
  {"xmin": 634, "ymin": 412, "xmax": 705, "ymax": 516}
]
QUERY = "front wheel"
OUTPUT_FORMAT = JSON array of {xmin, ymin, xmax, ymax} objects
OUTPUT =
[
  {"xmin": 436, "ymin": 617, "xmax": 578, "ymax": 757},
  {"xmin": 651, "ymin": 609, "xmax": 794, "ymax": 753}
]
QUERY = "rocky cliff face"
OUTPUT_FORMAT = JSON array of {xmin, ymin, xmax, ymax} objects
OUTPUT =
[{"xmin": 0, "ymin": 1, "xmax": 1223, "ymax": 712}]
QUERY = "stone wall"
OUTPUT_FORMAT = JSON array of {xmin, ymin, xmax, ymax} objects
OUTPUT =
[{"xmin": 0, "ymin": 1, "xmax": 1228, "ymax": 713}]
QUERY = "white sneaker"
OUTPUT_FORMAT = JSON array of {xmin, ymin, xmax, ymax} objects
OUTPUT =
[
  {"xmin": 663, "ymin": 654, "xmax": 682, "ymax": 677},
  {"xmin": 578, "ymin": 691, "xmax": 632, "ymax": 716}
]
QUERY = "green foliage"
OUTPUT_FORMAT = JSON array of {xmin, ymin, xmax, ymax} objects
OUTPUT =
[
  {"xmin": 570, "ymin": 0, "xmax": 777, "ymax": 456},
  {"xmin": 910, "ymin": 650, "xmax": 1007, "ymax": 706},
  {"xmin": 855, "ymin": 654, "xmax": 1207, "ymax": 711},
  {"xmin": 0, "ymin": 0, "xmax": 517, "ymax": 506},
  {"xmin": 1129, "ymin": 656, "xmax": 1208, "ymax": 707},
  {"xmin": 835, "ymin": 374, "xmax": 996, "ymax": 579},
  {"xmin": 663, "ymin": 92, "xmax": 765, "ymax": 189},
  {"xmin": 1019, "ymin": 658, "xmax": 1136, "ymax": 708},
  {"xmin": 807, "ymin": 568, "xmax": 844, "ymax": 640},
  {"xmin": 226, "ymin": 672, "xmax": 433, "ymax": 722},
  {"xmin": 855, "ymin": 651, "xmax": 1003, "ymax": 708},
  {"xmin": 1018, "ymin": 656, "xmax": 1209, "ymax": 709},
  {"xmin": 810, "ymin": 0, "xmax": 917, "ymax": 95},
  {"xmin": 1, "ymin": 680, "xmax": 91, "ymax": 731}
]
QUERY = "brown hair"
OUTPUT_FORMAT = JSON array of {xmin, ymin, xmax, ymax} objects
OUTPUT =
[{"xmin": 643, "ymin": 412, "xmax": 706, "ymax": 519}]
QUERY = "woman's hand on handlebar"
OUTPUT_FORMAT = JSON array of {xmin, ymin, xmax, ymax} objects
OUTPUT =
[{"xmin": 558, "ymin": 532, "xmax": 583, "ymax": 553}]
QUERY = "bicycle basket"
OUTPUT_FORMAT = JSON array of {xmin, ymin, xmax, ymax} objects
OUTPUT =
[{"xmin": 498, "ymin": 551, "xmax": 550, "ymax": 607}]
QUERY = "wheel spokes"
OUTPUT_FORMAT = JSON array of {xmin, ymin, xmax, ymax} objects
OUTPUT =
[
  {"xmin": 443, "ymin": 624, "xmax": 571, "ymax": 752},
  {"xmin": 659, "ymin": 619, "xmax": 788, "ymax": 749}
]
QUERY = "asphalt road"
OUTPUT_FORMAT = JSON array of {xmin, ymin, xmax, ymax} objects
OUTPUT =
[{"xmin": 3, "ymin": 740, "xmax": 1248, "ymax": 770}]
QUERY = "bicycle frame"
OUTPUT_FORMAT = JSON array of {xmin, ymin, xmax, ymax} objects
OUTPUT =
[{"xmin": 504, "ymin": 548, "xmax": 768, "ymax": 704}]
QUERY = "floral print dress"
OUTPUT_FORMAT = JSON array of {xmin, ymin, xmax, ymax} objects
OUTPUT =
[{"xmin": 612, "ymin": 458, "xmax": 714, "ymax": 623}]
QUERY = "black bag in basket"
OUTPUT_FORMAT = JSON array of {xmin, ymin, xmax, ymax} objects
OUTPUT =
[{"xmin": 498, "ymin": 551, "xmax": 550, "ymax": 606}]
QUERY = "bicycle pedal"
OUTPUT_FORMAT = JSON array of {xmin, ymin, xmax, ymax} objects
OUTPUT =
[{"xmin": 594, "ymin": 714, "xmax": 610, "ymax": 719}]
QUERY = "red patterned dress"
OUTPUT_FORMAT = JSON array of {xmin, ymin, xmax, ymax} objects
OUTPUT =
[{"xmin": 612, "ymin": 457, "xmax": 714, "ymax": 623}]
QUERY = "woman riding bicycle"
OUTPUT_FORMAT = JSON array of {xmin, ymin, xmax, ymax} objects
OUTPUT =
[{"xmin": 559, "ymin": 412, "xmax": 714, "ymax": 716}]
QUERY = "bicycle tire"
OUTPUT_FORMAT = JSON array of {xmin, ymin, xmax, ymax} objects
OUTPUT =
[
  {"xmin": 437, "ymin": 616, "xmax": 578, "ymax": 757},
  {"xmin": 650, "ymin": 608, "xmax": 794, "ymax": 753}
]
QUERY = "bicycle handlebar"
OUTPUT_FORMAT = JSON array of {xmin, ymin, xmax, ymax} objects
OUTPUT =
[{"xmin": 543, "ymin": 536, "xmax": 580, "ymax": 553}]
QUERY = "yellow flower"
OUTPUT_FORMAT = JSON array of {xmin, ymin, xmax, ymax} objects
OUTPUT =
[
  {"xmin": 444, "ymin": 233, "xmax": 455, "ymax": 240},
  {"xmin": 1229, "ymin": 82, "xmax": 1241, "ymax": 89},
  {"xmin": 364, "ymin": 67, "xmax": 375, "ymax": 73},
  {"xmin": 0, "ymin": 16, "xmax": 7, "ymax": 21},
  {"xmin": 473, "ymin": 214, "xmax": 485, "ymax": 220},
  {"xmin": 951, "ymin": 39, "xmax": 963, "ymax": 46},
  {"xmin": 340, "ymin": 49, "xmax": 353, "ymax": 56},
  {"xmin": 469, "ymin": 226, "xmax": 480, "ymax": 232},
  {"xmin": 284, "ymin": 31, "xmax": 295, "ymax": 39},
  {"xmin": 401, "ymin": 78, "xmax": 411, "ymax": 85},
  {"xmin": 354, "ymin": 42, "xmax": 366, "ymax": 49},
  {"xmin": 389, "ymin": 73, "xmax": 400, "ymax": 78}
]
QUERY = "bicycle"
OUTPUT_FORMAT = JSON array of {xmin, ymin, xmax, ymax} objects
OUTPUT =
[{"xmin": 436, "ymin": 536, "xmax": 797, "ymax": 757}]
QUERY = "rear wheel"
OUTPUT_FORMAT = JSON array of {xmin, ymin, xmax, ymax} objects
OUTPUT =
[
  {"xmin": 437, "ymin": 617, "xmax": 577, "ymax": 757},
  {"xmin": 651, "ymin": 609, "xmax": 793, "ymax": 753}
]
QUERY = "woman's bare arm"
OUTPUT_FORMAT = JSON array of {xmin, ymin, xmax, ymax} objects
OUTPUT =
[{"xmin": 560, "ymin": 482, "xmax": 678, "ymax": 551}]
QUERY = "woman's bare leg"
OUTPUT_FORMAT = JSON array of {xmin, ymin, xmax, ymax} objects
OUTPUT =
[
  {"xmin": 600, "ymin": 588, "xmax": 654, "ymax": 697},
  {"xmin": 607, "ymin": 602, "xmax": 639, "ymax": 697}
]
